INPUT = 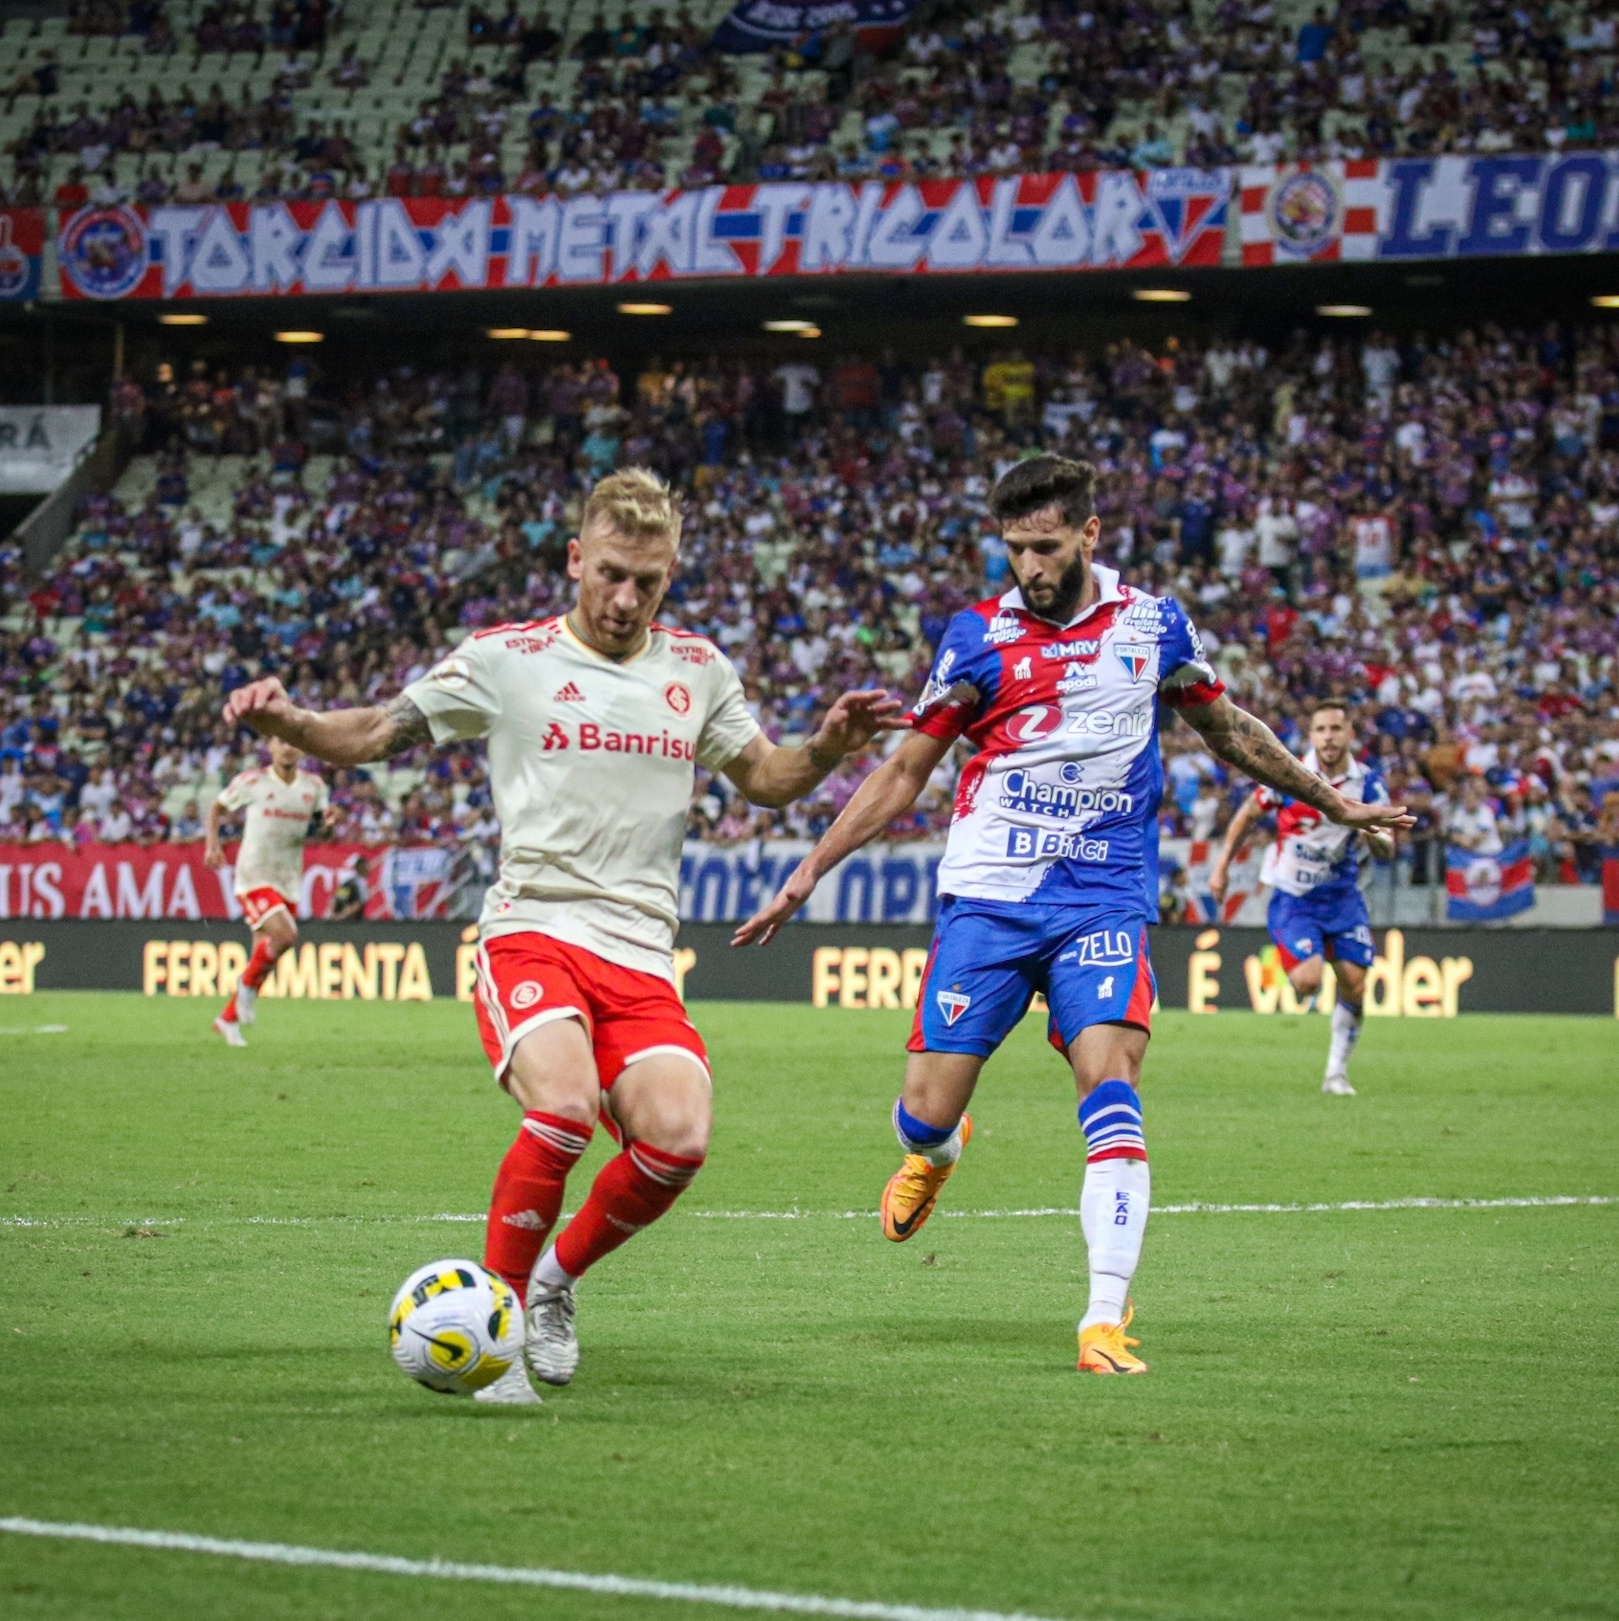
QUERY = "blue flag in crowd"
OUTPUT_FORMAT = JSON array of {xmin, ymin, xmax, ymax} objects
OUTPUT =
[{"xmin": 1445, "ymin": 839, "xmax": 1535, "ymax": 922}]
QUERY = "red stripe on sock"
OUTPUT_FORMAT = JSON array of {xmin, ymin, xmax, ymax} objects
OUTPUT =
[
  {"xmin": 483, "ymin": 1111, "xmax": 593, "ymax": 1300},
  {"xmin": 553, "ymin": 1142, "xmax": 705, "ymax": 1279}
]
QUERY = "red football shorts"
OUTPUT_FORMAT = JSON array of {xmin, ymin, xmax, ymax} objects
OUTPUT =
[
  {"xmin": 239, "ymin": 886, "xmax": 294, "ymax": 928},
  {"xmin": 472, "ymin": 931, "xmax": 708, "ymax": 1088}
]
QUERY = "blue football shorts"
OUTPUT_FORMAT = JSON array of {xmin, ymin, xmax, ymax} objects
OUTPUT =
[
  {"xmin": 908, "ymin": 895, "xmax": 1156, "ymax": 1059},
  {"xmin": 1268, "ymin": 887, "xmax": 1376, "ymax": 970}
]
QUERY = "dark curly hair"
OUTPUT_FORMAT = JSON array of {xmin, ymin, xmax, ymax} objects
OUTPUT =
[{"xmin": 987, "ymin": 455, "xmax": 1098, "ymax": 529}]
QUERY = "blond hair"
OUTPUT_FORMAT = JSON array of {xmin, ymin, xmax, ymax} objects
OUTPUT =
[{"xmin": 581, "ymin": 467, "xmax": 683, "ymax": 548}]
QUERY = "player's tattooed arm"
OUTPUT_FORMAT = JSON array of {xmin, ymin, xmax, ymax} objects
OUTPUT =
[
  {"xmin": 221, "ymin": 678, "xmax": 435, "ymax": 766},
  {"xmin": 1179, "ymin": 694, "xmax": 1414, "ymax": 833},
  {"xmin": 377, "ymin": 694, "xmax": 433, "ymax": 757}
]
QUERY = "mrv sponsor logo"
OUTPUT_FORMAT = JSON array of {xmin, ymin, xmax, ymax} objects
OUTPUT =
[
  {"xmin": 999, "ymin": 768, "xmax": 1135, "ymax": 819},
  {"xmin": 1004, "ymin": 828, "xmax": 1111, "ymax": 862},
  {"xmin": 1041, "ymin": 638, "xmax": 1100, "ymax": 660}
]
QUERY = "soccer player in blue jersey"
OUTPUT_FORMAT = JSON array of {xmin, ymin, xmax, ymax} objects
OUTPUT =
[
  {"xmin": 735, "ymin": 455, "xmax": 1412, "ymax": 1374},
  {"xmin": 1207, "ymin": 701, "xmax": 1395, "ymax": 1097}
]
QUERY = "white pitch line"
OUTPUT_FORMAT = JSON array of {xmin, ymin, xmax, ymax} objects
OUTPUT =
[
  {"xmin": 0, "ymin": 1025, "xmax": 68, "ymax": 1035},
  {"xmin": 2, "ymin": 1195, "xmax": 1614, "ymax": 1231},
  {"xmin": 0, "ymin": 1517, "xmax": 1072, "ymax": 1621}
]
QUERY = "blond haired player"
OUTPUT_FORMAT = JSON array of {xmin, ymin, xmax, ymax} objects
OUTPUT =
[
  {"xmin": 205, "ymin": 735, "xmax": 333, "ymax": 1047},
  {"xmin": 223, "ymin": 469, "xmax": 903, "ymax": 1404}
]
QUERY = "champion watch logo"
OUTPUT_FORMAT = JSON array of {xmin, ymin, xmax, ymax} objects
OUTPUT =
[
  {"xmin": 1115, "ymin": 642, "xmax": 1153, "ymax": 682},
  {"xmin": 936, "ymin": 989, "xmax": 972, "ymax": 1026},
  {"xmin": 553, "ymin": 682, "xmax": 586, "ymax": 702}
]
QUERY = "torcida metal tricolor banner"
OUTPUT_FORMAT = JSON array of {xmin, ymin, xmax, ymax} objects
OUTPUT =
[
  {"xmin": 54, "ymin": 170, "xmax": 1232, "ymax": 299},
  {"xmin": 1240, "ymin": 151, "xmax": 1619, "ymax": 264}
]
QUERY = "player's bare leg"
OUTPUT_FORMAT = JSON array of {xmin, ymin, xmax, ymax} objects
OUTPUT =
[
  {"xmin": 516, "ymin": 1042, "xmax": 710, "ymax": 1387},
  {"xmin": 882, "ymin": 1051, "xmax": 981, "ymax": 1241},
  {"xmin": 215, "ymin": 910, "xmax": 296, "ymax": 1045},
  {"xmin": 1319, "ymin": 958, "xmax": 1366, "ymax": 1096},
  {"xmin": 1071, "ymin": 1023, "xmax": 1151, "ymax": 1373}
]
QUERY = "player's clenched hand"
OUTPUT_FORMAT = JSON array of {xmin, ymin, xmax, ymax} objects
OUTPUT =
[
  {"xmin": 731, "ymin": 861, "xmax": 816, "ymax": 948},
  {"xmin": 223, "ymin": 677, "xmax": 297, "ymax": 734},
  {"xmin": 1207, "ymin": 860, "xmax": 1230, "ymax": 903},
  {"xmin": 203, "ymin": 840, "xmax": 225, "ymax": 871},
  {"xmin": 810, "ymin": 689, "xmax": 909, "ymax": 761},
  {"xmin": 1327, "ymin": 795, "xmax": 1416, "ymax": 834}
]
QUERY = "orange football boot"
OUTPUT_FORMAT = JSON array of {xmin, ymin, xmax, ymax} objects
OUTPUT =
[
  {"xmin": 880, "ymin": 1115, "xmax": 971, "ymax": 1242},
  {"xmin": 1077, "ymin": 1300, "xmax": 1148, "ymax": 1374}
]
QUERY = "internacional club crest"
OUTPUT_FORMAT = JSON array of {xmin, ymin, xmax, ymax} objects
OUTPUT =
[{"xmin": 59, "ymin": 205, "xmax": 149, "ymax": 300}]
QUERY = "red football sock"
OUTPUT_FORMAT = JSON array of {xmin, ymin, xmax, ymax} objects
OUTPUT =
[
  {"xmin": 553, "ymin": 1141, "xmax": 704, "ymax": 1280},
  {"xmin": 241, "ymin": 937, "xmax": 278, "ymax": 991},
  {"xmin": 484, "ymin": 1112, "xmax": 594, "ymax": 1299}
]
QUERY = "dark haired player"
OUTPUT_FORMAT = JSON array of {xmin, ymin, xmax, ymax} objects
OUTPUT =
[
  {"xmin": 1208, "ymin": 702, "xmax": 1394, "ymax": 1097},
  {"xmin": 736, "ymin": 455, "xmax": 1412, "ymax": 1374}
]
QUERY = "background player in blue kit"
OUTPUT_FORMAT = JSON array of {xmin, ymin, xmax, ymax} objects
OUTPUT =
[
  {"xmin": 735, "ymin": 456, "xmax": 1412, "ymax": 1374},
  {"xmin": 1208, "ymin": 701, "xmax": 1396, "ymax": 1097}
]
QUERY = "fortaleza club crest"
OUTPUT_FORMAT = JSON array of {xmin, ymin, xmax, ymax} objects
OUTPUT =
[
  {"xmin": 936, "ymin": 989, "xmax": 972, "ymax": 1026},
  {"xmin": 1266, "ymin": 169, "xmax": 1342, "ymax": 258},
  {"xmin": 1115, "ymin": 642, "xmax": 1153, "ymax": 682},
  {"xmin": 59, "ymin": 205, "xmax": 149, "ymax": 299}
]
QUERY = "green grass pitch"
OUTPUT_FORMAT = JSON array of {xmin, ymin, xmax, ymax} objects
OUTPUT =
[{"xmin": 1, "ymin": 992, "xmax": 1615, "ymax": 1621}]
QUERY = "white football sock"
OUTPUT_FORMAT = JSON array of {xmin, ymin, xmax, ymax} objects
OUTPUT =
[
  {"xmin": 530, "ymin": 1244, "xmax": 575, "ymax": 1292},
  {"xmin": 1078, "ymin": 1157, "xmax": 1150, "ymax": 1331},
  {"xmin": 1326, "ymin": 999, "xmax": 1363, "ymax": 1079}
]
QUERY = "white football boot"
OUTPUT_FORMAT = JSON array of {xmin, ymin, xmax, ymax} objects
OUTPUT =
[
  {"xmin": 1321, "ymin": 1073, "xmax": 1356, "ymax": 1096},
  {"xmin": 473, "ymin": 1361, "xmax": 544, "ymax": 1406},
  {"xmin": 234, "ymin": 984, "xmax": 258, "ymax": 1026},
  {"xmin": 213, "ymin": 1015, "xmax": 247, "ymax": 1048},
  {"xmin": 525, "ymin": 1282, "xmax": 580, "ymax": 1386}
]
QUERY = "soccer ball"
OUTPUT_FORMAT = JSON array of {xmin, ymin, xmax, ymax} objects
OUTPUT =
[{"xmin": 388, "ymin": 1259, "xmax": 523, "ymax": 1395}]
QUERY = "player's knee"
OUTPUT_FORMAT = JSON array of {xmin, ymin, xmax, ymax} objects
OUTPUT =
[
  {"xmin": 1289, "ymin": 959, "xmax": 1325, "ymax": 996},
  {"xmin": 1332, "ymin": 962, "xmax": 1367, "ymax": 1004},
  {"xmin": 263, "ymin": 916, "xmax": 296, "ymax": 955},
  {"xmin": 619, "ymin": 1059, "xmax": 712, "ymax": 1162}
]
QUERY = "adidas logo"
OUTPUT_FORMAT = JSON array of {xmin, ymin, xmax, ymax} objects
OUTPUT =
[
  {"xmin": 553, "ymin": 682, "xmax": 586, "ymax": 702},
  {"xmin": 502, "ymin": 1209, "xmax": 549, "ymax": 1230}
]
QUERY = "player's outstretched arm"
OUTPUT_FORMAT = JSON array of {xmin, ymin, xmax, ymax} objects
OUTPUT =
[
  {"xmin": 1178, "ymin": 694, "xmax": 1415, "ymax": 834},
  {"xmin": 222, "ymin": 678, "xmax": 433, "ymax": 767},
  {"xmin": 722, "ymin": 688, "xmax": 908, "ymax": 809},
  {"xmin": 731, "ymin": 729, "xmax": 952, "ymax": 947},
  {"xmin": 1207, "ymin": 791, "xmax": 1265, "ymax": 903},
  {"xmin": 203, "ymin": 798, "xmax": 229, "ymax": 869}
]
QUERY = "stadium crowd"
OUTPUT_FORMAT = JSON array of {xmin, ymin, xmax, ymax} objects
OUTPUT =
[
  {"xmin": 3, "ymin": 317, "xmax": 1618, "ymax": 901},
  {"xmin": 5, "ymin": 0, "xmax": 1616, "ymax": 208}
]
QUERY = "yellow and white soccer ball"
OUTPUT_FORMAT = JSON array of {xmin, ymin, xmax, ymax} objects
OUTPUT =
[{"xmin": 388, "ymin": 1259, "xmax": 522, "ymax": 1395}]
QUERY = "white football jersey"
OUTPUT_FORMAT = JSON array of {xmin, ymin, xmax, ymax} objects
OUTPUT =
[
  {"xmin": 403, "ymin": 615, "xmax": 760, "ymax": 979},
  {"xmin": 217, "ymin": 767, "xmax": 328, "ymax": 903}
]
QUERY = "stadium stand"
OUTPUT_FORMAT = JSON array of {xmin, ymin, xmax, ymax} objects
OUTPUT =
[
  {"xmin": 3, "ymin": 0, "xmax": 1615, "ymax": 206},
  {"xmin": 3, "ymin": 321, "xmax": 1618, "ymax": 902}
]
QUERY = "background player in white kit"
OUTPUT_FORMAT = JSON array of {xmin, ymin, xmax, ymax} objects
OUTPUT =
[
  {"xmin": 221, "ymin": 469, "xmax": 902, "ymax": 1404},
  {"xmin": 205, "ymin": 736, "xmax": 333, "ymax": 1047},
  {"xmin": 1208, "ymin": 701, "xmax": 1395, "ymax": 1096}
]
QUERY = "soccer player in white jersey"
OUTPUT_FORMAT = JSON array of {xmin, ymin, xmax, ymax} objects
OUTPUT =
[
  {"xmin": 736, "ymin": 456, "xmax": 1411, "ymax": 1374},
  {"xmin": 1208, "ymin": 701, "xmax": 1395, "ymax": 1097},
  {"xmin": 221, "ymin": 469, "xmax": 902, "ymax": 1404},
  {"xmin": 205, "ymin": 736, "xmax": 332, "ymax": 1047}
]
